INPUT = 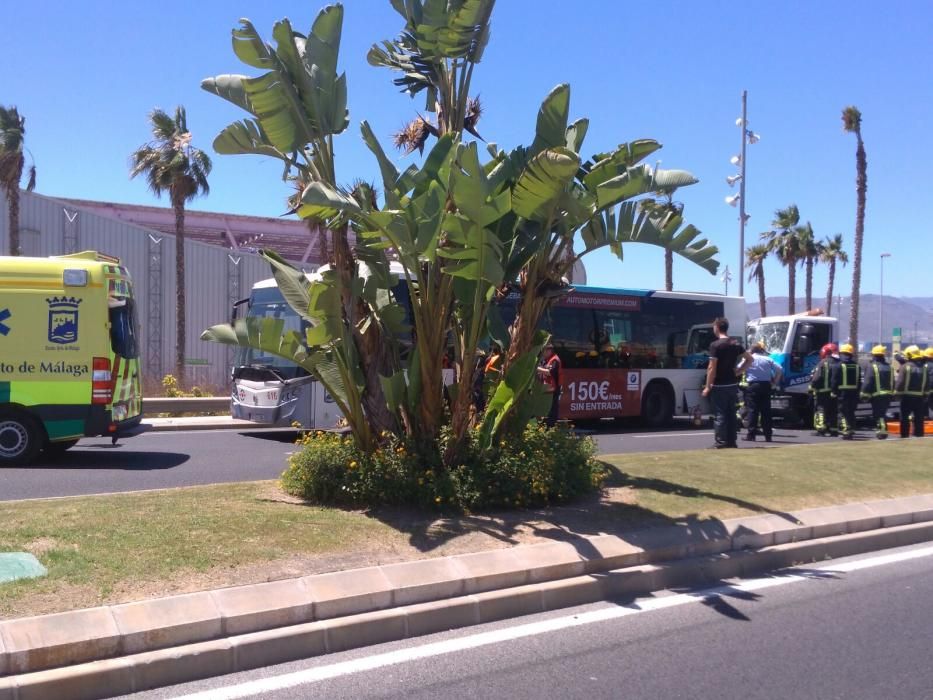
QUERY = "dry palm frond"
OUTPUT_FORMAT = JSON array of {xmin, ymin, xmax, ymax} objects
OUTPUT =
[
  {"xmin": 463, "ymin": 95, "xmax": 484, "ymax": 141},
  {"xmin": 392, "ymin": 116, "xmax": 438, "ymax": 155}
]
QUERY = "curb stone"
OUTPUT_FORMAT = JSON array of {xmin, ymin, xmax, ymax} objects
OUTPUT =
[{"xmin": 1, "ymin": 494, "xmax": 933, "ymax": 698}]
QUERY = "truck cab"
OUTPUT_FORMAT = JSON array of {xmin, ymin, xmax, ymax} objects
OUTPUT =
[{"xmin": 747, "ymin": 312, "xmax": 837, "ymax": 425}]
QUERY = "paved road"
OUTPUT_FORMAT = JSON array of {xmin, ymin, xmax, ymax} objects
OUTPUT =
[
  {"xmin": 0, "ymin": 421, "xmax": 873, "ymax": 502},
  {"xmin": 124, "ymin": 542, "xmax": 933, "ymax": 700}
]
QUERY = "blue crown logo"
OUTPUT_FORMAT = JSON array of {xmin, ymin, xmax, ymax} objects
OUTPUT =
[{"xmin": 46, "ymin": 297, "xmax": 83, "ymax": 310}]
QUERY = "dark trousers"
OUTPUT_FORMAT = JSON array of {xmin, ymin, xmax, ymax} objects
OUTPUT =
[
  {"xmin": 814, "ymin": 393, "xmax": 838, "ymax": 434},
  {"xmin": 900, "ymin": 396, "xmax": 926, "ymax": 437},
  {"xmin": 745, "ymin": 382, "xmax": 773, "ymax": 438},
  {"xmin": 546, "ymin": 389, "xmax": 561, "ymax": 427},
  {"xmin": 711, "ymin": 385, "xmax": 738, "ymax": 446},
  {"xmin": 838, "ymin": 391, "xmax": 858, "ymax": 435},
  {"xmin": 870, "ymin": 396, "xmax": 891, "ymax": 437}
]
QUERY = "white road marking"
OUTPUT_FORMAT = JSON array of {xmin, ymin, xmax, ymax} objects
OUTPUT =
[{"xmin": 169, "ymin": 544, "xmax": 933, "ymax": 700}]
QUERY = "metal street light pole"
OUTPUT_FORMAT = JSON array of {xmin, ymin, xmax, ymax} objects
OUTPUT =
[
  {"xmin": 738, "ymin": 90, "xmax": 748, "ymax": 298},
  {"xmin": 879, "ymin": 252, "xmax": 891, "ymax": 343}
]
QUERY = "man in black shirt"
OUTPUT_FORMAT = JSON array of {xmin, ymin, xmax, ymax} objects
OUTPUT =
[{"xmin": 702, "ymin": 318, "xmax": 753, "ymax": 448}]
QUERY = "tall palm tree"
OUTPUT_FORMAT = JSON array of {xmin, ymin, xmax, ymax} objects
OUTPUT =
[
  {"xmin": 130, "ymin": 106, "xmax": 211, "ymax": 385},
  {"xmin": 0, "ymin": 105, "xmax": 37, "ymax": 256},
  {"xmin": 760, "ymin": 204, "xmax": 801, "ymax": 314},
  {"xmin": 797, "ymin": 221, "xmax": 821, "ymax": 311},
  {"xmin": 843, "ymin": 106, "xmax": 866, "ymax": 346},
  {"xmin": 745, "ymin": 244, "xmax": 770, "ymax": 317},
  {"xmin": 820, "ymin": 233, "xmax": 849, "ymax": 315}
]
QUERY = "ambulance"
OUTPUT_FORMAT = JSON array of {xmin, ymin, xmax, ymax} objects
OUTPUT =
[{"xmin": 0, "ymin": 251, "xmax": 144, "ymax": 464}]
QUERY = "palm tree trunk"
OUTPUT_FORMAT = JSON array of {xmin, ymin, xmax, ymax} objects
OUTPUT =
[
  {"xmin": 6, "ymin": 186, "xmax": 20, "ymax": 256},
  {"xmin": 173, "ymin": 198, "xmax": 186, "ymax": 385},
  {"xmin": 664, "ymin": 249, "xmax": 673, "ymax": 291},
  {"xmin": 805, "ymin": 257, "xmax": 813, "ymax": 310},
  {"xmin": 849, "ymin": 132, "xmax": 867, "ymax": 346},
  {"xmin": 787, "ymin": 265, "xmax": 796, "ymax": 314},
  {"xmin": 758, "ymin": 270, "xmax": 767, "ymax": 317},
  {"xmin": 825, "ymin": 260, "xmax": 836, "ymax": 315}
]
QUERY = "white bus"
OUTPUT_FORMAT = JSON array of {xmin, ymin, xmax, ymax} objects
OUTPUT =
[{"xmin": 498, "ymin": 287, "xmax": 747, "ymax": 426}]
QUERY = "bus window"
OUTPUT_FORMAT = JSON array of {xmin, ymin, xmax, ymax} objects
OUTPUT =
[{"xmin": 109, "ymin": 298, "xmax": 140, "ymax": 359}]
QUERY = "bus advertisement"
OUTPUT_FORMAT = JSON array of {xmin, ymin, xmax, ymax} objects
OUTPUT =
[{"xmin": 226, "ymin": 277, "xmax": 746, "ymax": 430}]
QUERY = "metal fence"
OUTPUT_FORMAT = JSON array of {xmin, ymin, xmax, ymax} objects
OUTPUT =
[{"xmin": 1, "ymin": 190, "xmax": 273, "ymax": 387}]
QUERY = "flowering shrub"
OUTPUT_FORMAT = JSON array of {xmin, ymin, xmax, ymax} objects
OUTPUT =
[{"xmin": 281, "ymin": 424, "xmax": 606, "ymax": 512}]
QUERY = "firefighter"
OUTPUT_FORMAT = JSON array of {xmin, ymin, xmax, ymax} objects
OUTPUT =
[
  {"xmin": 861, "ymin": 345, "xmax": 894, "ymax": 439},
  {"xmin": 809, "ymin": 343, "xmax": 839, "ymax": 436},
  {"xmin": 832, "ymin": 343, "xmax": 861, "ymax": 439},
  {"xmin": 925, "ymin": 347, "xmax": 933, "ymax": 417},
  {"xmin": 536, "ymin": 343, "xmax": 563, "ymax": 427},
  {"xmin": 895, "ymin": 345, "xmax": 928, "ymax": 438}
]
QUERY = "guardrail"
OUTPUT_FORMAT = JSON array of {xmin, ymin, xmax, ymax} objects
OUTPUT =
[{"xmin": 142, "ymin": 397, "xmax": 230, "ymax": 415}]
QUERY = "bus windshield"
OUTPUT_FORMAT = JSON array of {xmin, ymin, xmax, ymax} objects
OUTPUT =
[
  {"xmin": 235, "ymin": 288, "xmax": 309, "ymax": 380},
  {"xmin": 750, "ymin": 321, "xmax": 789, "ymax": 354}
]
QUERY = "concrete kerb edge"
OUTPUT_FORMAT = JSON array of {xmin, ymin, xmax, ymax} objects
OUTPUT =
[
  {"xmin": 2, "ymin": 493, "xmax": 933, "ymax": 682},
  {"xmin": 7, "ymin": 518, "xmax": 933, "ymax": 700}
]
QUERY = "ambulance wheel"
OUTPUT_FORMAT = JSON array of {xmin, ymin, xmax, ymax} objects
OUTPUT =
[
  {"xmin": 0, "ymin": 410, "xmax": 44, "ymax": 466},
  {"xmin": 44, "ymin": 439, "xmax": 80, "ymax": 458}
]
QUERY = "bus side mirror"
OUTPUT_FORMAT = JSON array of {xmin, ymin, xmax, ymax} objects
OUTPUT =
[{"xmin": 230, "ymin": 297, "xmax": 250, "ymax": 325}]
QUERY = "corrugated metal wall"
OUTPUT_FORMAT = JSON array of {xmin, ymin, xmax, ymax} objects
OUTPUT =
[{"xmin": 1, "ymin": 190, "xmax": 273, "ymax": 387}]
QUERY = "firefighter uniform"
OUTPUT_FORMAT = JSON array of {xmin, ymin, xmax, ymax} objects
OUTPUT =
[
  {"xmin": 832, "ymin": 344, "xmax": 861, "ymax": 439},
  {"xmin": 861, "ymin": 345, "xmax": 894, "ymax": 439},
  {"xmin": 809, "ymin": 344, "xmax": 840, "ymax": 436},
  {"xmin": 895, "ymin": 346, "xmax": 928, "ymax": 438}
]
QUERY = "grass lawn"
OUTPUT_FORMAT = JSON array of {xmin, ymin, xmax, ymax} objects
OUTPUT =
[{"xmin": 1, "ymin": 440, "xmax": 930, "ymax": 619}]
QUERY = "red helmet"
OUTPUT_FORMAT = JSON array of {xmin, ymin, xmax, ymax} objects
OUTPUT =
[{"xmin": 820, "ymin": 342, "xmax": 839, "ymax": 359}]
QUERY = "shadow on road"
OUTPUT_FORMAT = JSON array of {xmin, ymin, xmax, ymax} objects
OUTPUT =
[{"xmin": 27, "ymin": 450, "xmax": 189, "ymax": 470}]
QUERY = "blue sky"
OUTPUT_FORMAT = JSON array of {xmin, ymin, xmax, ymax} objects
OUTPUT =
[{"xmin": 3, "ymin": 0, "xmax": 931, "ymax": 299}]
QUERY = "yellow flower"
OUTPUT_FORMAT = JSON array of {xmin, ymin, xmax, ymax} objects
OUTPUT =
[
  {"xmin": 348, "ymin": 460, "xmax": 358, "ymax": 470},
  {"xmin": 435, "ymin": 496, "xmax": 442, "ymax": 504}
]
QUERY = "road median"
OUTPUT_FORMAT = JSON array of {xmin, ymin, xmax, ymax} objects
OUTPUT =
[{"xmin": 2, "ymin": 494, "xmax": 933, "ymax": 699}]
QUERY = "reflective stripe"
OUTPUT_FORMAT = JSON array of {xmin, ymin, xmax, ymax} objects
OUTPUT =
[
  {"xmin": 839, "ymin": 363, "xmax": 859, "ymax": 390},
  {"xmin": 869, "ymin": 363, "xmax": 894, "ymax": 397}
]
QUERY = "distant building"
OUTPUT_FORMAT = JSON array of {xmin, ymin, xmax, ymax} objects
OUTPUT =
[{"xmin": 59, "ymin": 198, "xmax": 330, "ymax": 265}]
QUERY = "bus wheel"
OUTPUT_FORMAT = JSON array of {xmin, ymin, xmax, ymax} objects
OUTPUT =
[
  {"xmin": 45, "ymin": 439, "xmax": 80, "ymax": 458},
  {"xmin": 0, "ymin": 411, "xmax": 44, "ymax": 466},
  {"xmin": 641, "ymin": 382, "xmax": 674, "ymax": 428}
]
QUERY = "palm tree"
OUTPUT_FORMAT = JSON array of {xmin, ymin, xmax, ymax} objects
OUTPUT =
[
  {"xmin": 745, "ymin": 244, "xmax": 770, "ymax": 317},
  {"xmin": 130, "ymin": 106, "xmax": 211, "ymax": 385},
  {"xmin": 820, "ymin": 233, "xmax": 849, "ymax": 315},
  {"xmin": 843, "ymin": 106, "xmax": 866, "ymax": 346},
  {"xmin": 760, "ymin": 204, "xmax": 801, "ymax": 314},
  {"xmin": 0, "ymin": 106, "xmax": 37, "ymax": 256},
  {"xmin": 797, "ymin": 221, "xmax": 821, "ymax": 311}
]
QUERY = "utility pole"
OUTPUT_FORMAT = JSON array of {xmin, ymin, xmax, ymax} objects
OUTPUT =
[{"xmin": 738, "ymin": 90, "xmax": 747, "ymax": 298}]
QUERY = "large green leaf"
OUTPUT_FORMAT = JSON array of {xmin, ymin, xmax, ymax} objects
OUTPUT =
[
  {"xmin": 437, "ymin": 213, "xmax": 505, "ymax": 284},
  {"xmin": 594, "ymin": 165, "xmax": 654, "ymax": 210},
  {"xmin": 531, "ymin": 84, "xmax": 571, "ymax": 155},
  {"xmin": 212, "ymin": 119, "xmax": 286, "ymax": 160},
  {"xmin": 582, "ymin": 140, "xmax": 662, "ymax": 191},
  {"xmin": 479, "ymin": 329, "xmax": 549, "ymax": 449},
  {"xmin": 260, "ymin": 250, "xmax": 311, "ymax": 318},
  {"xmin": 201, "ymin": 74, "xmax": 253, "ymax": 112},
  {"xmin": 449, "ymin": 142, "xmax": 511, "ymax": 228},
  {"xmin": 511, "ymin": 147, "xmax": 580, "ymax": 222}
]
